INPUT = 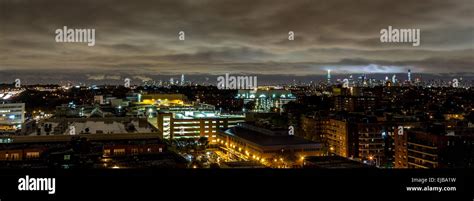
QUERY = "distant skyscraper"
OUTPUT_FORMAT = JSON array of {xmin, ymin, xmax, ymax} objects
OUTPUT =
[
  {"xmin": 327, "ymin": 69, "xmax": 331, "ymax": 84},
  {"xmin": 408, "ymin": 69, "xmax": 411, "ymax": 82},
  {"xmin": 392, "ymin": 75, "xmax": 397, "ymax": 84},
  {"xmin": 181, "ymin": 74, "xmax": 185, "ymax": 85},
  {"xmin": 170, "ymin": 78, "xmax": 174, "ymax": 85}
]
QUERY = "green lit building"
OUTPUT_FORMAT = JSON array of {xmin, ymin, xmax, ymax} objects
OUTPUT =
[{"xmin": 237, "ymin": 89, "xmax": 296, "ymax": 112}]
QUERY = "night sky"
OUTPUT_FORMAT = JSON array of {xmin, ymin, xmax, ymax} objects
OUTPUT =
[{"xmin": 1, "ymin": 0, "xmax": 473, "ymax": 84}]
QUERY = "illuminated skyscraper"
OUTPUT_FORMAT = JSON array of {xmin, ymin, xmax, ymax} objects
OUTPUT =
[
  {"xmin": 181, "ymin": 74, "xmax": 185, "ymax": 85},
  {"xmin": 408, "ymin": 69, "xmax": 411, "ymax": 82},
  {"xmin": 327, "ymin": 69, "xmax": 331, "ymax": 84}
]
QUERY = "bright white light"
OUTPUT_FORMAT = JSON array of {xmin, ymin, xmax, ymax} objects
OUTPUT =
[{"xmin": 3, "ymin": 94, "xmax": 12, "ymax": 100}]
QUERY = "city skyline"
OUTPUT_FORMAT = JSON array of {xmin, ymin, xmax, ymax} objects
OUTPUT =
[{"xmin": 0, "ymin": 71, "xmax": 470, "ymax": 86}]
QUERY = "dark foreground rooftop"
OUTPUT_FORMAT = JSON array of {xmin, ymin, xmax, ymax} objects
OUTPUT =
[
  {"xmin": 303, "ymin": 156, "xmax": 371, "ymax": 169},
  {"xmin": 222, "ymin": 126, "xmax": 321, "ymax": 147}
]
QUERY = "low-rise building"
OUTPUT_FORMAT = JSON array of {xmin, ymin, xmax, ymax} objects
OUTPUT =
[
  {"xmin": 0, "ymin": 103, "xmax": 25, "ymax": 134},
  {"xmin": 217, "ymin": 124, "xmax": 324, "ymax": 167}
]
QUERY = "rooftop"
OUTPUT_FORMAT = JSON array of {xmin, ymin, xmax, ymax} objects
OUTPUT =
[
  {"xmin": 222, "ymin": 125, "xmax": 321, "ymax": 147},
  {"xmin": 303, "ymin": 156, "xmax": 371, "ymax": 169}
]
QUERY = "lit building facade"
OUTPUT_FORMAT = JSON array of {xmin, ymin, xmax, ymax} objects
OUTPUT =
[
  {"xmin": 0, "ymin": 103, "xmax": 25, "ymax": 134},
  {"xmin": 353, "ymin": 122, "xmax": 387, "ymax": 163},
  {"xmin": 334, "ymin": 96, "xmax": 376, "ymax": 112},
  {"xmin": 157, "ymin": 111, "xmax": 244, "ymax": 142},
  {"xmin": 301, "ymin": 116, "xmax": 356, "ymax": 158},
  {"xmin": 325, "ymin": 119, "xmax": 353, "ymax": 157},
  {"xmin": 396, "ymin": 127, "xmax": 474, "ymax": 169},
  {"xmin": 394, "ymin": 126, "xmax": 409, "ymax": 168}
]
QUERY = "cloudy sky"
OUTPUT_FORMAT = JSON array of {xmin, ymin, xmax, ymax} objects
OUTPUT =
[{"xmin": 0, "ymin": 0, "xmax": 473, "ymax": 83}]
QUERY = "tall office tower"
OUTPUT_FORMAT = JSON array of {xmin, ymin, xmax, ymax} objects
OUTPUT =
[
  {"xmin": 408, "ymin": 69, "xmax": 411, "ymax": 82},
  {"xmin": 362, "ymin": 74, "xmax": 367, "ymax": 86},
  {"xmin": 170, "ymin": 78, "xmax": 174, "ymax": 85},
  {"xmin": 327, "ymin": 69, "xmax": 331, "ymax": 84},
  {"xmin": 392, "ymin": 75, "xmax": 397, "ymax": 84},
  {"xmin": 181, "ymin": 74, "xmax": 185, "ymax": 85}
]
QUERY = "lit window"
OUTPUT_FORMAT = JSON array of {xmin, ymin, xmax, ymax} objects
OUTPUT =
[
  {"xmin": 132, "ymin": 148, "xmax": 139, "ymax": 154},
  {"xmin": 114, "ymin": 149, "xmax": 125, "ymax": 155},
  {"xmin": 26, "ymin": 152, "xmax": 40, "ymax": 159}
]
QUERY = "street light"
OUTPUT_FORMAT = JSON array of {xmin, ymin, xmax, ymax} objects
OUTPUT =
[{"xmin": 368, "ymin": 155, "xmax": 379, "ymax": 167}]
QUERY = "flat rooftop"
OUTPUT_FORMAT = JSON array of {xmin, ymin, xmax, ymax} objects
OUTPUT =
[
  {"xmin": 222, "ymin": 126, "xmax": 321, "ymax": 147},
  {"xmin": 29, "ymin": 118, "xmax": 157, "ymax": 136}
]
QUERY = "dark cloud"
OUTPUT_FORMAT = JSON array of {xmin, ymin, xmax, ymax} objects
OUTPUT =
[{"xmin": 0, "ymin": 0, "xmax": 473, "ymax": 83}]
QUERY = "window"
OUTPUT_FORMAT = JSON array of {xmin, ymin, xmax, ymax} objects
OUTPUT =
[
  {"xmin": 114, "ymin": 149, "xmax": 125, "ymax": 155},
  {"xmin": 11, "ymin": 153, "xmax": 20, "ymax": 160},
  {"xmin": 131, "ymin": 148, "xmax": 139, "ymax": 154},
  {"xmin": 104, "ymin": 149, "xmax": 111, "ymax": 156},
  {"xmin": 26, "ymin": 152, "xmax": 40, "ymax": 159}
]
